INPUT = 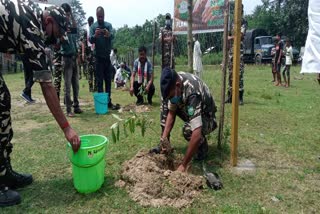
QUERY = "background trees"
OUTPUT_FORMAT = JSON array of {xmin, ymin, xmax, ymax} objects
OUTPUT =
[{"xmin": 246, "ymin": 0, "xmax": 308, "ymax": 47}]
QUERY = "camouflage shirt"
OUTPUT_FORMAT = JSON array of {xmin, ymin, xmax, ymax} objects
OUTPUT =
[
  {"xmin": 0, "ymin": 0, "xmax": 67, "ymax": 82},
  {"xmin": 229, "ymin": 18, "xmax": 248, "ymax": 54},
  {"xmin": 160, "ymin": 27, "xmax": 175, "ymax": 69},
  {"xmin": 168, "ymin": 72, "xmax": 217, "ymax": 131}
]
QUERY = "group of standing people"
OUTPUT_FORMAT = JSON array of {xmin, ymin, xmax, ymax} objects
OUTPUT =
[
  {"xmin": 271, "ymin": 33, "xmax": 293, "ymax": 88},
  {"xmin": 21, "ymin": 5, "xmax": 123, "ymax": 114}
]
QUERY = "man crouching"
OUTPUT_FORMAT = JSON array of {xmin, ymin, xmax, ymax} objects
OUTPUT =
[{"xmin": 151, "ymin": 68, "xmax": 217, "ymax": 172}]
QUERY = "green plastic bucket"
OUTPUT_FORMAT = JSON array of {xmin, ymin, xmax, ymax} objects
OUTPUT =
[{"xmin": 67, "ymin": 135, "xmax": 108, "ymax": 194}]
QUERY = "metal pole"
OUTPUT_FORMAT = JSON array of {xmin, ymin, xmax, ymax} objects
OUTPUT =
[
  {"xmin": 187, "ymin": 0, "xmax": 193, "ymax": 73},
  {"xmin": 218, "ymin": 0, "xmax": 230, "ymax": 149},
  {"xmin": 231, "ymin": 0, "xmax": 242, "ymax": 167}
]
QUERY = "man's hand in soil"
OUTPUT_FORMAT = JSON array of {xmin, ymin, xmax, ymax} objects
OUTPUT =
[
  {"xmin": 176, "ymin": 164, "xmax": 187, "ymax": 172},
  {"xmin": 159, "ymin": 137, "xmax": 173, "ymax": 155}
]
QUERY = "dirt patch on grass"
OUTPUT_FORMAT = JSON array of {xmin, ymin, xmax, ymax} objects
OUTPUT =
[
  {"xmin": 116, "ymin": 150, "xmax": 205, "ymax": 208},
  {"xmin": 120, "ymin": 104, "xmax": 152, "ymax": 113},
  {"xmin": 12, "ymin": 119, "xmax": 47, "ymax": 133}
]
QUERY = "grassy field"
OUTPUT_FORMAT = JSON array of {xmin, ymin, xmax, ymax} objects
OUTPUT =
[{"xmin": 1, "ymin": 64, "xmax": 319, "ymax": 213}]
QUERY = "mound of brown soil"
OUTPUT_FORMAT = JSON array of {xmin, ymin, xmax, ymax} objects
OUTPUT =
[
  {"xmin": 115, "ymin": 150, "xmax": 205, "ymax": 208},
  {"xmin": 120, "ymin": 104, "xmax": 152, "ymax": 113}
]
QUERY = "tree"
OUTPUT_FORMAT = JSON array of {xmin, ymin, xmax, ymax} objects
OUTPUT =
[
  {"xmin": 70, "ymin": 0, "xmax": 86, "ymax": 30},
  {"xmin": 246, "ymin": 0, "xmax": 309, "ymax": 47},
  {"xmin": 112, "ymin": 13, "xmax": 223, "ymax": 60}
]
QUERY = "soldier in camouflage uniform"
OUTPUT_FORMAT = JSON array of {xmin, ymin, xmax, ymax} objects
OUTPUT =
[
  {"xmin": 0, "ymin": 1, "xmax": 80, "ymax": 207},
  {"xmin": 160, "ymin": 13, "xmax": 176, "ymax": 136},
  {"xmin": 86, "ymin": 16, "xmax": 97, "ymax": 92},
  {"xmin": 79, "ymin": 30, "xmax": 88, "ymax": 80},
  {"xmin": 160, "ymin": 13, "xmax": 175, "ymax": 70},
  {"xmin": 81, "ymin": 28, "xmax": 96, "ymax": 92},
  {"xmin": 87, "ymin": 43, "xmax": 97, "ymax": 92},
  {"xmin": 151, "ymin": 68, "xmax": 217, "ymax": 172},
  {"xmin": 225, "ymin": 5, "xmax": 248, "ymax": 105},
  {"xmin": 53, "ymin": 45, "xmax": 63, "ymax": 99}
]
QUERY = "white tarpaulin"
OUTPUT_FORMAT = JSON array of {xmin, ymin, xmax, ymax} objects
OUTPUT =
[
  {"xmin": 33, "ymin": 0, "xmax": 72, "ymax": 6},
  {"xmin": 301, "ymin": 0, "xmax": 320, "ymax": 74}
]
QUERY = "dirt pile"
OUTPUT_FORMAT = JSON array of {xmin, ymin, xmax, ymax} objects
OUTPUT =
[
  {"xmin": 116, "ymin": 150, "xmax": 205, "ymax": 208},
  {"xmin": 120, "ymin": 104, "xmax": 152, "ymax": 113}
]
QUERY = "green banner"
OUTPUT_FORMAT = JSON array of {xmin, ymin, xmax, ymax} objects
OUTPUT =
[{"xmin": 174, "ymin": 0, "xmax": 226, "ymax": 34}]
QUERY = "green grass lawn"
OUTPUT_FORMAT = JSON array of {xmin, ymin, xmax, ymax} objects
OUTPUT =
[{"xmin": 1, "ymin": 64, "xmax": 319, "ymax": 213}]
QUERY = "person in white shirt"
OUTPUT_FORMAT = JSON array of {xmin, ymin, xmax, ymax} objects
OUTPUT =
[
  {"xmin": 283, "ymin": 39, "xmax": 293, "ymax": 87},
  {"xmin": 301, "ymin": 0, "xmax": 320, "ymax": 84},
  {"xmin": 110, "ymin": 48, "xmax": 119, "ymax": 80},
  {"xmin": 114, "ymin": 62, "xmax": 127, "ymax": 88},
  {"xmin": 193, "ymin": 34, "xmax": 203, "ymax": 79},
  {"xmin": 110, "ymin": 48, "xmax": 118, "ymax": 67}
]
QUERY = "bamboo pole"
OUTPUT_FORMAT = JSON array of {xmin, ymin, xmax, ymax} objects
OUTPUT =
[
  {"xmin": 231, "ymin": 0, "xmax": 242, "ymax": 167},
  {"xmin": 131, "ymin": 49, "xmax": 134, "ymax": 70},
  {"xmin": 152, "ymin": 21, "xmax": 157, "ymax": 71},
  {"xmin": 217, "ymin": 0, "xmax": 230, "ymax": 149},
  {"xmin": 187, "ymin": 0, "xmax": 193, "ymax": 73}
]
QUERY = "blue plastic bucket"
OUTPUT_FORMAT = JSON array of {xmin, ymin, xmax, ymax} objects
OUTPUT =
[{"xmin": 93, "ymin": 93, "xmax": 109, "ymax": 114}]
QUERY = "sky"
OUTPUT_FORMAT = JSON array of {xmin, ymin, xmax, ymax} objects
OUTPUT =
[{"xmin": 81, "ymin": 0, "xmax": 262, "ymax": 29}]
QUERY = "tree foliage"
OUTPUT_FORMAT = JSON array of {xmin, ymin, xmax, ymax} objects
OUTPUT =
[
  {"xmin": 113, "ymin": 13, "xmax": 223, "ymax": 58},
  {"xmin": 245, "ymin": 0, "xmax": 309, "ymax": 47},
  {"xmin": 113, "ymin": 14, "xmax": 167, "ymax": 55},
  {"xmin": 70, "ymin": 0, "xmax": 86, "ymax": 29}
]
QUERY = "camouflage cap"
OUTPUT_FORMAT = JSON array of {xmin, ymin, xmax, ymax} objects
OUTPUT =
[
  {"xmin": 160, "ymin": 67, "xmax": 178, "ymax": 99},
  {"xmin": 165, "ymin": 13, "xmax": 171, "ymax": 19},
  {"xmin": 45, "ymin": 6, "xmax": 68, "ymax": 35}
]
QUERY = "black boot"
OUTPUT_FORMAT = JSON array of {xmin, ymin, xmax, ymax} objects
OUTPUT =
[
  {"xmin": 225, "ymin": 91, "xmax": 232, "ymax": 103},
  {"xmin": 0, "ymin": 186, "xmax": 21, "ymax": 207},
  {"xmin": 150, "ymin": 127, "xmax": 170, "ymax": 154},
  {"xmin": 239, "ymin": 90, "xmax": 244, "ymax": 105},
  {"xmin": 149, "ymin": 145, "xmax": 161, "ymax": 154},
  {"xmin": 0, "ymin": 158, "xmax": 33, "ymax": 189}
]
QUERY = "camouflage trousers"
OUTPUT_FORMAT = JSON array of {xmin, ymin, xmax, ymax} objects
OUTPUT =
[
  {"xmin": 78, "ymin": 62, "xmax": 88, "ymax": 80},
  {"xmin": 160, "ymin": 97, "xmax": 169, "ymax": 130},
  {"xmin": 53, "ymin": 53, "xmax": 63, "ymax": 95},
  {"xmin": 82, "ymin": 62, "xmax": 88, "ymax": 79},
  {"xmin": 87, "ymin": 56, "xmax": 97, "ymax": 92},
  {"xmin": 160, "ymin": 96, "xmax": 217, "ymax": 141},
  {"xmin": 0, "ymin": 73, "xmax": 14, "ymax": 172},
  {"xmin": 182, "ymin": 113, "xmax": 217, "ymax": 142},
  {"xmin": 162, "ymin": 54, "xmax": 175, "ymax": 70},
  {"xmin": 228, "ymin": 54, "xmax": 245, "ymax": 92}
]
